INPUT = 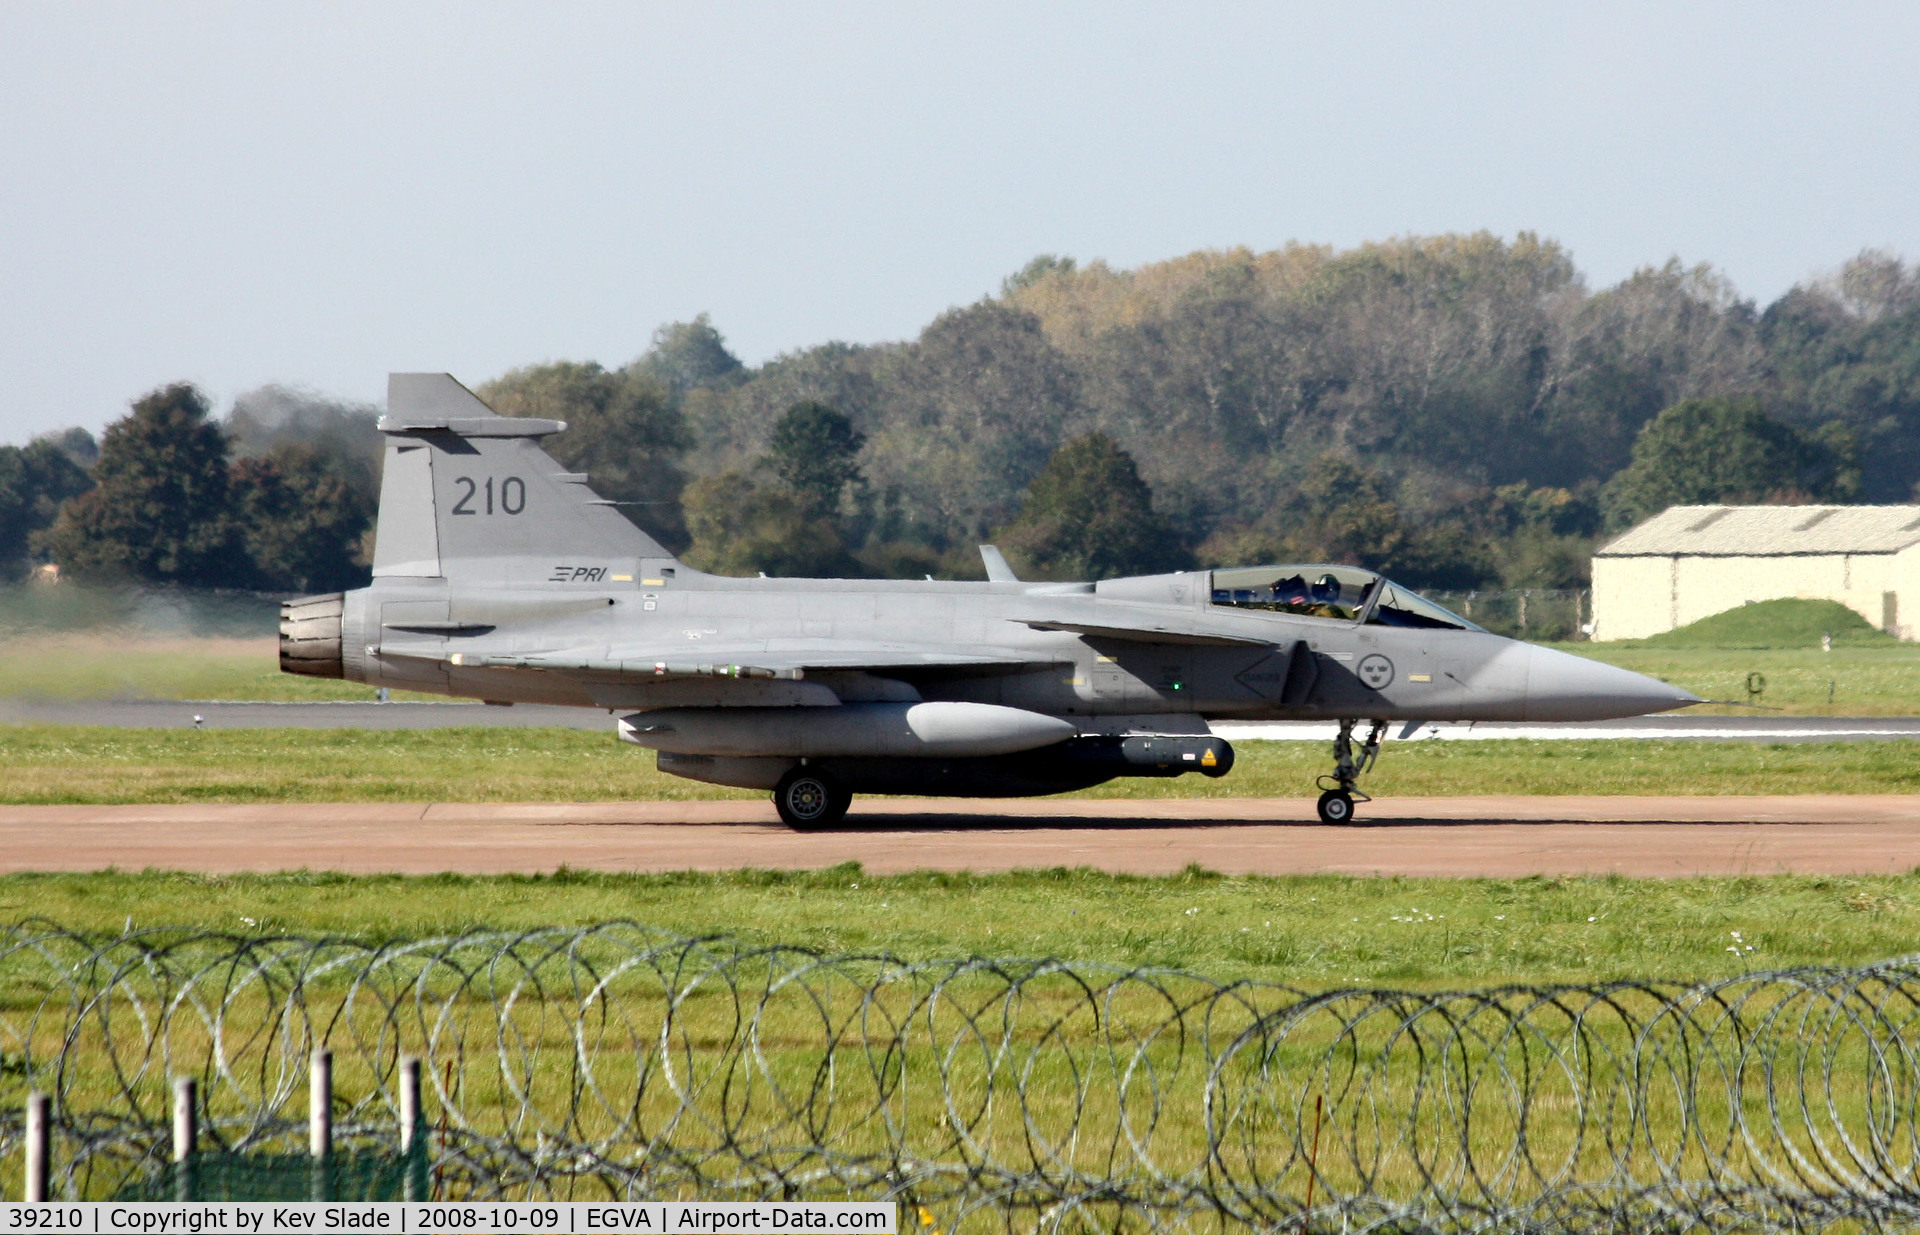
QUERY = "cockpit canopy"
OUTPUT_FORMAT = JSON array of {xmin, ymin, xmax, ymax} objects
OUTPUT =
[
  {"xmin": 1209, "ymin": 565, "xmax": 1483, "ymax": 631},
  {"xmin": 1211, "ymin": 565, "xmax": 1377, "ymax": 621}
]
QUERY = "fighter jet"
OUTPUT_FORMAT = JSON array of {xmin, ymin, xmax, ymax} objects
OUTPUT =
[{"xmin": 279, "ymin": 374, "xmax": 1700, "ymax": 827}]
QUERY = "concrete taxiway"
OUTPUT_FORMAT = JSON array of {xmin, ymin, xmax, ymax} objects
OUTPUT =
[{"xmin": 3, "ymin": 795, "xmax": 1919, "ymax": 878}]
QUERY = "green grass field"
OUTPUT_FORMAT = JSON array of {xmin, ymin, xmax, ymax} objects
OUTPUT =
[
  {"xmin": 1, "ymin": 724, "xmax": 1917, "ymax": 802},
  {"xmin": 5, "ymin": 867, "xmax": 1916, "ymax": 987},
  {"xmin": 0, "ymin": 634, "xmax": 430, "ymax": 701},
  {"xmin": 1536, "ymin": 597, "xmax": 1920, "ymax": 714},
  {"xmin": 1551, "ymin": 643, "xmax": 1920, "ymax": 714},
  {"xmin": 13, "ymin": 874, "xmax": 1893, "ymax": 1209}
]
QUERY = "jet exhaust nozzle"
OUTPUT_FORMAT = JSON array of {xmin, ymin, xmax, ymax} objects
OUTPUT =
[{"xmin": 279, "ymin": 593, "xmax": 345, "ymax": 679}]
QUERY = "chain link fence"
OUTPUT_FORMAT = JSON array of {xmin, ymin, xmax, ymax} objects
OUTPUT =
[
  {"xmin": 1424, "ymin": 589, "xmax": 1592, "ymax": 642},
  {"xmin": 2, "ymin": 923, "xmax": 1916, "ymax": 1231}
]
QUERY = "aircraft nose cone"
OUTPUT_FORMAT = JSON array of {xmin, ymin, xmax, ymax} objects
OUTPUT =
[{"xmin": 1524, "ymin": 645, "xmax": 1701, "ymax": 722}]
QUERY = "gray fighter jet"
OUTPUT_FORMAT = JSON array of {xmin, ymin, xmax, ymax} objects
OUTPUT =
[{"xmin": 280, "ymin": 374, "xmax": 1700, "ymax": 827}]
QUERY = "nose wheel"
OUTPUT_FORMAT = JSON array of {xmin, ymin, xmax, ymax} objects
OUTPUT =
[
  {"xmin": 1315, "ymin": 718, "xmax": 1385, "ymax": 823},
  {"xmin": 1316, "ymin": 789, "xmax": 1355, "ymax": 824}
]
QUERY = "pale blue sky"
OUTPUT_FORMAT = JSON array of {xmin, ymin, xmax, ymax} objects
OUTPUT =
[{"xmin": 2, "ymin": 2, "xmax": 1916, "ymax": 442}]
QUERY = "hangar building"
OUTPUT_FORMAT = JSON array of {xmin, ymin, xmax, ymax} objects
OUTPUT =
[{"xmin": 1591, "ymin": 505, "xmax": 1920, "ymax": 641}]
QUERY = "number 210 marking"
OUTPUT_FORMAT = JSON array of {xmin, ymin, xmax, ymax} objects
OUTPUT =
[{"xmin": 451, "ymin": 476, "xmax": 526, "ymax": 516}]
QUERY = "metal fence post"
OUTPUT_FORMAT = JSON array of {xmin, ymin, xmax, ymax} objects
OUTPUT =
[
  {"xmin": 172, "ymin": 1077, "xmax": 196, "ymax": 1202},
  {"xmin": 310, "ymin": 1048, "xmax": 332, "ymax": 1202},
  {"xmin": 24, "ymin": 1091, "xmax": 49, "ymax": 1202},
  {"xmin": 399, "ymin": 1056, "xmax": 425, "ymax": 1202}
]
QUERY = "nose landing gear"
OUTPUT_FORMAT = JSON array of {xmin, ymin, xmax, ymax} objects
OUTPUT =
[{"xmin": 1316, "ymin": 718, "xmax": 1386, "ymax": 823}]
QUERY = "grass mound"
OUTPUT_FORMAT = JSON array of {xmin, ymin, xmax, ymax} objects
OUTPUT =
[{"xmin": 1639, "ymin": 598, "xmax": 1897, "ymax": 649}]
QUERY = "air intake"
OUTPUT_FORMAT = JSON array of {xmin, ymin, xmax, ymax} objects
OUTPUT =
[{"xmin": 279, "ymin": 593, "xmax": 345, "ymax": 679}]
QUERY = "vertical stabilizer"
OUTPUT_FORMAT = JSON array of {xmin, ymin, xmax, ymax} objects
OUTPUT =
[{"xmin": 371, "ymin": 373, "xmax": 676, "ymax": 585}]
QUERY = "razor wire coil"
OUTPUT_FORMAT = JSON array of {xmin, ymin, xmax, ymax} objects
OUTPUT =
[{"xmin": 0, "ymin": 921, "xmax": 1917, "ymax": 1232}]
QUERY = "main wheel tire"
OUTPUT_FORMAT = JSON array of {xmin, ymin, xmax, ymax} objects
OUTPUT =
[
  {"xmin": 1316, "ymin": 789, "xmax": 1355, "ymax": 825},
  {"xmin": 773, "ymin": 769, "xmax": 851, "ymax": 830}
]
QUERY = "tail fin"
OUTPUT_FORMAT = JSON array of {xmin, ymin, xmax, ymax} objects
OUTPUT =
[{"xmin": 371, "ymin": 373, "xmax": 677, "ymax": 584}]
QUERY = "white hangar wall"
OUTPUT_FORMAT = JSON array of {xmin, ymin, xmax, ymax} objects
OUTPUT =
[
  {"xmin": 1591, "ymin": 552, "xmax": 1904, "ymax": 640},
  {"xmin": 1590, "ymin": 506, "xmax": 1920, "ymax": 642}
]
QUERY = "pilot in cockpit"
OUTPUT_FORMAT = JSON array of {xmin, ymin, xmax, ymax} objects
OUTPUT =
[
  {"xmin": 1272, "ymin": 575, "xmax": 1310, "ymax": 608},
  {"xmin": 1301, "ymin": 573, "xmax": 1348, "ymax": 617}
]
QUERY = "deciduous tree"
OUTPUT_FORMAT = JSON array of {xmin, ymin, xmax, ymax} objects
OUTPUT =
[
  {"xmin": 767, "ymin": 401, "xmax": 865, "ymax": 518},
  {"xmin": 634, "ymin": 313, "xmax": 745, "ymax": 394},
  {"xmin": 481, "ymin": 362, "xmax": 692, "ymax": 551},
  {"xmin": 42, "ymin": 384, "xmax": 246, "ymax": 584},
  {"xmin": 996, "ymin": 434, "xmax": 1188, "ymax": 580},
  {"xmin": 0, "ymin": 437, "xmax": 93, "ymax": 570},
  {"xmin": 680, "ymin": 471, "xmax": 852, "ymax": 578},
  {"xmin": 229, "ymin": 444, "xmax": 374, "ymax": 592},
  {"xmin": 1605, "ymin": 396, "xmax": 1858, "ymax": 525}
]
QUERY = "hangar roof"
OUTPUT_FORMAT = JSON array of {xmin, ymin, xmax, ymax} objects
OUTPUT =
[{"xmin": 1597, "ymin": 505, "xmax": 1920, "ymax": 557}]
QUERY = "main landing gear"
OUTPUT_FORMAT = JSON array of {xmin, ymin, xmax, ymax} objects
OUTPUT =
[
  {"xmin": 1316, "ymin": 718, "xmax": 1386, "ymax": 824},
  {"xmin": 773, "ymin": 767, "xmax": 852, "ymax": 830}
]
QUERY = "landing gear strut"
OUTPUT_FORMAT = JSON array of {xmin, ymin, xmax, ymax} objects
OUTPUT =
[{"xmin": 1316, "ymin": 718, "xmax": 1385, "ymax": 824}]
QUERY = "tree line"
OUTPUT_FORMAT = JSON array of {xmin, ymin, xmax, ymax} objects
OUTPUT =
[
  {"xmin": 7, "ymin": 237, "xmax": 1917, "ymax": 591},
  {"xmin": 1, "ymin": 383, "xmax": 381, "ymax": 591}
]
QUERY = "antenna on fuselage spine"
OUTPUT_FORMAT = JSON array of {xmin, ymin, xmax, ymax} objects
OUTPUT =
[{"xmin": 979, "ymin": 545, "xmax": 1020, "ymax": 583}]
